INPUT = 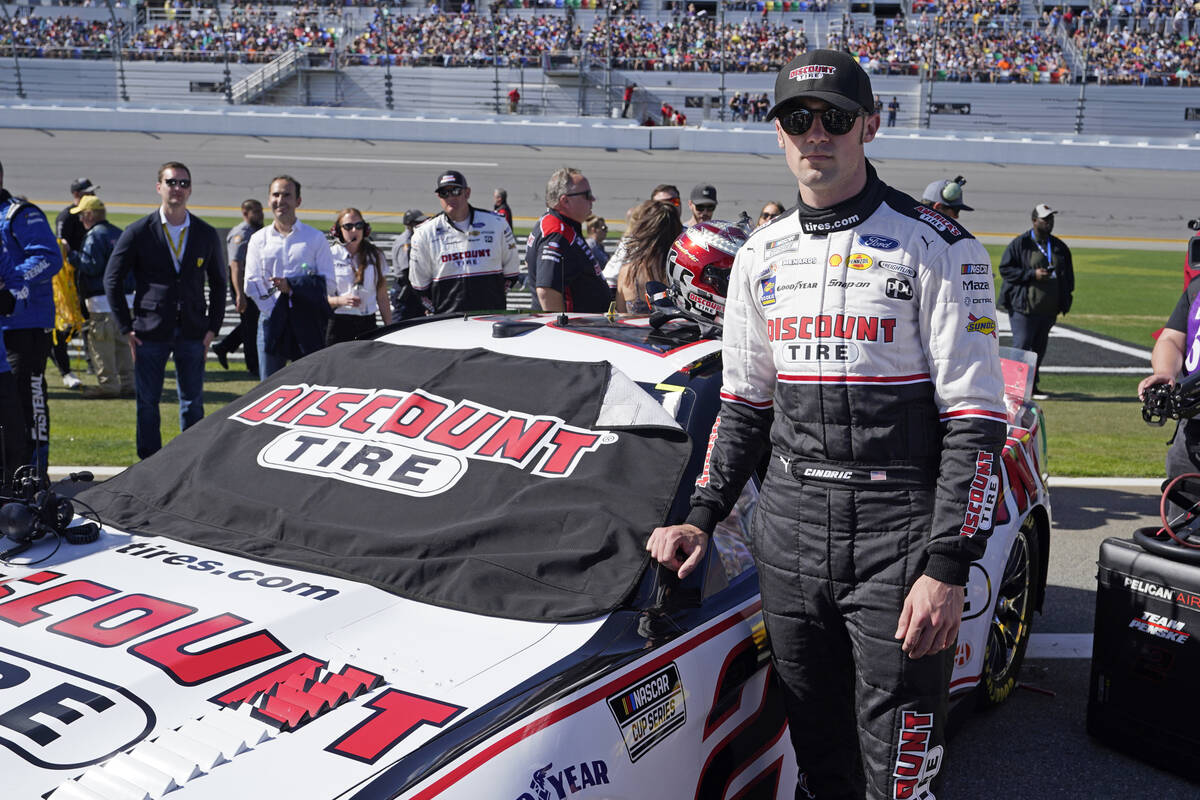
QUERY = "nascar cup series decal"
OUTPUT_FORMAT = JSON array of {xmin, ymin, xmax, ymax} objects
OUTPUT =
[
  {"xmin": 607, "ymin": 663, "xmax": 687, "ymax": 762},
  {"xmin": 233, "ymin": 384, "xmax": 615, "ymax": 497}
]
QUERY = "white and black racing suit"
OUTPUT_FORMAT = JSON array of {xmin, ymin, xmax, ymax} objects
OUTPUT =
[
  {"xmin": 686, "ymin": 164, "xmax": 1007, "ymax": 800},
  {"xmin": 408, "ymin": 207, "xmax": 519, "ymax": 314}
]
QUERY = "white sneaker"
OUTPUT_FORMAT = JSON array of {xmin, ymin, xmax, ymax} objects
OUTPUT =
[{"xmin": 62, "ymin": 372, "xmax": 82, "ymax": 389}]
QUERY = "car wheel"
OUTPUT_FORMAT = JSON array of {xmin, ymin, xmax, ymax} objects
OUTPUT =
[{"xmin": 979, "ymin": 517, "xmax": 1039, "ymax": 707}]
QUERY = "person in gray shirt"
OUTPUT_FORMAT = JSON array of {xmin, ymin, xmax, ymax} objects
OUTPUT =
[{"xmin": 212, "ymin": 199, "xmax": 263, "ymax": 378}]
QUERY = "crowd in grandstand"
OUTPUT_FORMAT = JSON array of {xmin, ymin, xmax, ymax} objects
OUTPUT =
[{"xmin": 4, "ymin": 3, "xmax": 1200, "ymax": 83}]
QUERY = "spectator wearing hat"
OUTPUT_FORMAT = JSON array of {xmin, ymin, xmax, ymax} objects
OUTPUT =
[
  {"xmin": 212, "ymin": 198, "xmax": 263, "ymax": 378},
  {"xmin": 57, "ymin": 178, "xmax": 98, "ymax": 253},
  {"xmin": 999, "ymin": 203, "xmax": 1075, "ymax": 399},
  {"xmin": 409, "ymin": 170, "xmax": 519, "ymax": 314},
  {"xmin": 52, "ymin": 177, "xmax": 99, "ymax": 391},
  {"xmin": 685, "ymin": 183, "xmax": 718, "ymax": 227},
  {"xmin": 921, "ymin": 176, "xmax": 973, "ymax": 219},
  {"xmin": 67, "ymin": 196, "xmax": 133, "ymax": 399},
  {"xmin": 390, "ymin": 208, "xmax": 429, "ymax": 321}
]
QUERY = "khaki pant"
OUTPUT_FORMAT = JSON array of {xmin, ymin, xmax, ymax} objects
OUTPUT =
[{"xmin": 85, "ymin": 311, "xmax": 134, "ymax": 395}]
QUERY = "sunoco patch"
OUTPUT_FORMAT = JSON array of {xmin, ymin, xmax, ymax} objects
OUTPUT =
[{"xmin": 607, "ymin": 663, "xmax": 686, "ymax": 762}]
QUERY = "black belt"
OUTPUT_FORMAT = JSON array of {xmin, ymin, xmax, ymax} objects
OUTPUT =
[{"xmin": 773, "ymin": 454, "xmax": 935, "ymax": 489}]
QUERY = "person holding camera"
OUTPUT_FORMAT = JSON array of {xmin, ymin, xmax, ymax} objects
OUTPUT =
[
  {"xmin": 1140, "ymin": 277, "xmax": 1200, "ymax": 508},
  {"xmin": 999, "ymin": 203, "xmax": 1075, "ymax": 399}
]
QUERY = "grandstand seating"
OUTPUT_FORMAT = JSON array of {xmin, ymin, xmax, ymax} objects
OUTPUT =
[{"xmin": 2, "ymin": 2, "xmax": 1198, "ymax": 89}]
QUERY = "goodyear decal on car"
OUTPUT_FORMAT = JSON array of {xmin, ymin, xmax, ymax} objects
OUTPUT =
[
  {"xmin": 515, "ymin": 759, "xmax": 611, "ymax": 800},
  {"xmin": 607, "ymin": 663, "xmax": 687, "ymax": 762},
  {"xmin": 233, "ymin": 385, "xmax": 617, "ymax": 497}
]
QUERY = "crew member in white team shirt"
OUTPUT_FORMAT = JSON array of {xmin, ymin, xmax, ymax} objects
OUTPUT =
[
  {"xmin": 243, "ymin": 174, "xmax": 337, "ymax": 379},
  {"xmin": 408, "ymin": 170, "xmax": 519, "ymax": 314}
]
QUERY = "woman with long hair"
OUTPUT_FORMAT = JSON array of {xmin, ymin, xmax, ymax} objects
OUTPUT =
[
  {"xmin": 327, "ymin": 207, "xmax": 392, "ymax": 345},
  {"xmin": 616, "ymin": 200, "xmax": 682, "ymax": 314}
]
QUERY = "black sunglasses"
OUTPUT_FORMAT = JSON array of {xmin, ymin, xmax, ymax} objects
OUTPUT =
[
  {"xmin": 436, "ymin": 186, "xmax": 465, "ymax": 198},
  {"xmin": 777, "ymin": 107, "xmax": 863, "ymax": 137},
  {"xmin": 162, "ymin": 178, "xmax": 191, "ymax": 188},
  {"xmin": 340, "ymin": 221, "xmax": 368, "ymax": 231},
  {"xmin": 565, "ymin": 190, "xmax": 596, "ymax": 201}
]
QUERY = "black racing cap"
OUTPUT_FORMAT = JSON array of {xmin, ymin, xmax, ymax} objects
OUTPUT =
[
  {"xmin": 435, "ymin": 170, "xmax": 468, "ymax": 191},
  {"xmin": 767, "ymin": 49, "xmax": 875, "ymax": 120},
  {"xmin": 70, "ymin": 177, "xmax": 99, "ymax": 194},
  {"xmin": 690, "ymin": 183, "xmax": 717, "ymax": 207}
]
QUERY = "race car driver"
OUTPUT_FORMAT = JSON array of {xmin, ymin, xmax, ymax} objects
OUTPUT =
[
  {"xmin": 408, "ymin": 170, "xmax": 519, "ymax": 314},
  {"xmin": 648, "ymin": 50, "xmax": 1007, "ymax": 800}
]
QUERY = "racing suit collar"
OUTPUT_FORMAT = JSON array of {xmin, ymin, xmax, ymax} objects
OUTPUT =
[
  {"xmin": 549, "ymin": 208, "xmax": 584, "ymax": 234},
  {"xmin": 793, "ymin": 161, "xmax": 886, "ymax": 235}
]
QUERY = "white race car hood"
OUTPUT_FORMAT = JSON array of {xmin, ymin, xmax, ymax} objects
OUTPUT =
[{"xmin": 0, "ymin": 532, "xmax": 606, "ymax": 799}]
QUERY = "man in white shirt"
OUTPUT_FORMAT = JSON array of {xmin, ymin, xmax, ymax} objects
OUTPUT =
[
  {"xmin": 243, "ymin": 175, "xmax": 336, "ymax": 379},
  {"xmin": 408, "ymin": 170, "xmax": 519, "ymax": 314}
]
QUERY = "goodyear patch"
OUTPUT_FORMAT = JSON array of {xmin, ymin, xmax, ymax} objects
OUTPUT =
[
  {"xmin": 847, "ymin": 253, "xmax": 873, "ymax": 271},
  {"xmin": 965, "ymin": 314, "xmax": 996, "ymax": 337},
  {"xmin": 607, "ymin": 663, "xmax": 686, "ymax": 762}
]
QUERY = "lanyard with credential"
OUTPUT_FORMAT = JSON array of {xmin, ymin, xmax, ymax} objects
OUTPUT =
[
  {"xmin": 163, "ymin": 222, "xmax": 188, "ymax": 270},
  {"xmin": 1030, "ymin": 230, "xmax": 1052, "ymax": 267}
]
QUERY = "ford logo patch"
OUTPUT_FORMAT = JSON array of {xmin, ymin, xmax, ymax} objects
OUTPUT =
[{"xmin": 857, "ymin": 234, "xmax": 900, "ymax": 251}]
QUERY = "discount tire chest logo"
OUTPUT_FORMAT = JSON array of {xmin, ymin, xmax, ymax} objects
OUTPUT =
[
  {"xmin": 233, "ymin": 384, "xmax": 616, "ymax": 497},
  {"xmin": 607, "ymin": 663, "xmax": 686, "ymax": 762}
]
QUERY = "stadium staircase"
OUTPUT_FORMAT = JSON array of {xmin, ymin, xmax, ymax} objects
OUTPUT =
[{"xmin": 230, "ymin": 47, "xmax": 343, "ymax": 106}]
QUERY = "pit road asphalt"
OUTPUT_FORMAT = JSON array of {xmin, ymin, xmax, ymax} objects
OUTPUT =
[{"xmin": 23, "ymin": 128, "xmax": 1195, "ymax": 793}]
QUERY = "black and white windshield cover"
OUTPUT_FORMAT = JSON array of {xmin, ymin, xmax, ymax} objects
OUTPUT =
[{"xmin": 82, "ymin": 341, "xmax": 691, "ymax": 622}]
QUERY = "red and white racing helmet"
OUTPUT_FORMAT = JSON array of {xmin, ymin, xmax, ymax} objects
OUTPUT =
[{"xmin": 666, "ymin": 220, "xmax": 749, "ymax": 325}]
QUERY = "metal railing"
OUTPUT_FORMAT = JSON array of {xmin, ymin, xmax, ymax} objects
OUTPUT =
[{"xmin": 230, "ymin": 47, "xmax": 305, "ymax": 104}]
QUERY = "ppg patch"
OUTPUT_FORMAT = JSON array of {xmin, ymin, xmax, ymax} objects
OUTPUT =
[
  {"xmin": 885, "ymin": 278, "xmax": 913, "ymax": 301},
  {"xmin": 607, "ymin": 663, "xmax": 687, "ymax": 762}
]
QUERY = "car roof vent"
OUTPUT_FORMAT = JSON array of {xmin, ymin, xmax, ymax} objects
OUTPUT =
[{"xmin": 492, "ymin": 319, "xmax": 544, "ymax": 338}]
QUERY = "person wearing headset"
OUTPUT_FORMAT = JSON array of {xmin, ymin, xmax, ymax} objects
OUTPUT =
[
  {"xmin": 921, "ymin": 175, "xmax": 973, "ymax": 220},
  {"xmin": 327, "ymin": 208, "xmax": 392, "ymax": 346}
]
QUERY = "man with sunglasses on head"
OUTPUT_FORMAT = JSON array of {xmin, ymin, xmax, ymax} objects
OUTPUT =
[
  {"xmin": 648, "ymin": 49, "xmax": 1006, "ymax": 800},
  {"xmin": 409, "ymin": 170, "xmax": 519, "ymax": 315},
  {"xmin": 527, "ymin": 167, "xmax": 609, "ymax": 313},
  {"xmin": 104, "ymin": 161, "xmax": 226, "ymax": 459}
]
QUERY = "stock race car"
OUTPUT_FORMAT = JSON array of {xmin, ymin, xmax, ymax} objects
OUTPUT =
[{"xmin": 0, "ymin": 310, "xmax": 1050, "ymax": 800}]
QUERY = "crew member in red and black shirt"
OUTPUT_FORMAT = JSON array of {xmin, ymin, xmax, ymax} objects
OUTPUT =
[
  {"xmin": 526, "ymin": 167, "xmax": 609, "ymax": 313},
  {"xmin": 409, "ymin": 170, "xmax": 519, "ymax": 314}
]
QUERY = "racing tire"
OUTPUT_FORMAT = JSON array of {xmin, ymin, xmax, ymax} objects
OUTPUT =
[{"xmin": 978, "ymin": 516, "xmax": 1040, "ymax": 707}]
